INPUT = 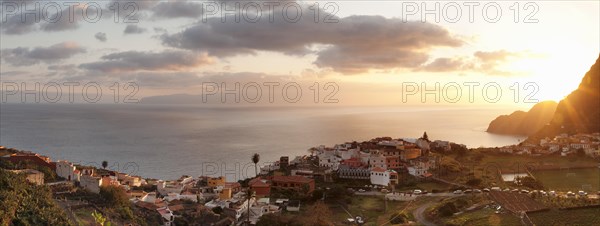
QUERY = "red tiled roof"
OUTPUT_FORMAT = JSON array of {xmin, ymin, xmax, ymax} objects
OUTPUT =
[
  {"xmin": 371, "ymin": 167, "xmax": 386, "ymax": 173},
  {"xmin": 249, "ymin": 178, "xmax": 270, "ymax": 188}
]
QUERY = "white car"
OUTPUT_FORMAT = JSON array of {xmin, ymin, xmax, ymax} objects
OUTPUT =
[
  {"xmin": 549, "ymin": 191, "xmax": 556, "ymax": 196},
  {"xmin": 453, "ymin": 190, "xmax": 463, "ymax": 194},
  {"xmin": 413, "ymin": 189, "xmax": 423, "ymax": 195},
  {"xmin": 578, "ymin": 191, "xmax": 588, "ymax": 196},
  {"xmin": 358, "ymin": 189, "xmax": 366, "ymax": 193}
]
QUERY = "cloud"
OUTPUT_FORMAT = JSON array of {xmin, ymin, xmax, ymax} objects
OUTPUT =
[
  {"xmin": 95, "ymin": 32, "xmax": 107, "ymax": 42},
  {"xmin": 79, "ymin": 50, "xmax": 214, "ymax": 73},
  {"xmin": 151, "ymin": 1, "xmax": 203, "ymax": 19},
  {"xmin": 1, "ymin": 42, "xmax": 86, "ymax": 66},
  {"xmin": 419, "ymin": 57, "xmax": 467, "ymax": 72},
  {"xmin": 1, "ymin": 14, "xmax": 38, "ymax": 35},
  {"xmin": 418, "ymin": 50, "xmax": 527, "ymax": 75},
  {"xmin": 124, "ymin": 24, "xmax": 147, "ymax": 34},
  {"xmin": 161, "ymin": 5, "xmax": 462, "ymax": 74}
]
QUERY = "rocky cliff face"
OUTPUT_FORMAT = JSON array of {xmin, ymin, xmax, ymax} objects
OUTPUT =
[
  {"xmin": 527, "ymin": 55, "xmax": 600, "ymax": 141},
  {"xmin": 487, "ymin": 101, "xmax": 558, "ymax": 135}
]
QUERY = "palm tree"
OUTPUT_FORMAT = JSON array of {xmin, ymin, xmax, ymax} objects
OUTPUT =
[
  {"xmin": 101, "ymin": 160, "xmax": 108, "ymax": 169},
  {"xmin": 251, "ymin": 153, "xmax": 260, "ymax": 176}
]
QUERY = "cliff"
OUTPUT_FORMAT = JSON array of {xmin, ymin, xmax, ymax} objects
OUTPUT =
[{"xmin": 486, "ymin": 101, "xmax": 558, "ymax": 135}]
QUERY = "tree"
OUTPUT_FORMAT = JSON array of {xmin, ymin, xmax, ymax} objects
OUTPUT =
[
  {"xmin": 102, "ymin": 160, "xmax": 108, "ymax": 169},
  {"xmin": 251, "ymin": 153, "xmax": 260, "ymax": 176},
  {"xmin": 99, "ymin": 186, "xmax": 129, "ymax": 208},
  {"xmin": 422, "ymin": 132, "xmax": 429, "ymax": 141}
]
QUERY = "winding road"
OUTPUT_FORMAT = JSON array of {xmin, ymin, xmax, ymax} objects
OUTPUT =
[{"xmin": 413, "ymin": 201, "xmax": 438, "ymax": 226}]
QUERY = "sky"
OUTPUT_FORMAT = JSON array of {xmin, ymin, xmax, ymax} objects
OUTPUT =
[{"xmin": 0, "ymin": 0, "xmax": 598, "ymax": 108}]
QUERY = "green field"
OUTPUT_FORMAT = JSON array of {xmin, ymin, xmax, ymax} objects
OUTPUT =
[
  {"xmin": 443, "ymin": 208, "xmax": 522, "ymax": 226},
  {"xmin": 329, "ymin": 196, "xmax": 411, "ymax": 226},
  {"xmin": 528, "ymin": 208, "xmax": 600, "ymax": 226},
  {"xmin": 439, "ymin": 151, "xmax": 599, "ymax": 188},
  {"xmin": 533, "ymin": 168, "xmax": 600, "ymax": 191}
]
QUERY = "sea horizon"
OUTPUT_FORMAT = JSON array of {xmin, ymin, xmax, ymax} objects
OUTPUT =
[{"xmin": 0, "ymin": 103, "xmax": 525, "ymax": 181}]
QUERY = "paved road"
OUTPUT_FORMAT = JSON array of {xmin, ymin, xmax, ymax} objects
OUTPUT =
[{"xmin": 413, "ymin": 201, "xmax": 438, "ymax": 226}]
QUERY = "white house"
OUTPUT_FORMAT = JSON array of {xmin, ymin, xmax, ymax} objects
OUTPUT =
[
  {"xmin": 318, "ymin": 153, "xmax": 341, "ymax": 170},
  {"xmin": 407, "ymin": 166, "xmax": 428, "ymax": 177},
  {"xmin": 370, "ymin": 167, "xmax": 390, "ymax": 186},
  {"xmin": 163, "ymin": 193, "xmax": 198, "ymax": 202},
  {"xmin": 157, "ymin": 181, "xmax": 184, "ymax": 196},
  {"xmin": 157, "ymin": 207, "xmax": 174, "ymax": 226},
  {"xmin": 55, "ymin": 160, "xmax": 80, "ymax": 182},
  {"xmin": 80, "ymin": 174, "xmax": 102, "ymax": 194},
  {"xmin": 338, "ymin": 148, "xmax": 358, "ymax": 160},
  {"xmin": 369, "ymin": 154, "xmax": 387, "ymax": 170}
]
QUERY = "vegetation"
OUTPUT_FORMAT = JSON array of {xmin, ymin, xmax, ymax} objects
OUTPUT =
[
  {"xmin": 0, "ymin": 169, "xmax": 72, "ymax": 225},
  {"xmin": 251, "ymin": 153, "xmax": 260, "ymax": 176},
  {"xmin": 528, "ymin": 208, "xmax": 600, "ymax": 226},
  {"xmin": 533, "ymin": 168, "xmax": 600, "ymax": 191},
  {"xmin": 389, "ymin": 211, "xmax": 408, "ymax": 224},
  {"xmin": 443, "ymin": 208, "xmax": 522, "ymax": 226},
  {"xmin": 256, "ymin": 202, "xmax": 333, "ymax": 226},
  {"xmin": 92, "ymin": 210, "xmax": 112, "ymax": 226}
]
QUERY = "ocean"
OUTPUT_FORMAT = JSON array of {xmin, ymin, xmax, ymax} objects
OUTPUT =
[{"xmin": 0, "ymin": 103, "xmax": 525, "ymax": 181}]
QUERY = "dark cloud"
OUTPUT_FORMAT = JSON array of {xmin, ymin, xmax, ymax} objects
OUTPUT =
[
  {"xmin": 79, "ymin": 50, "xmax": 214, "ymax": 73},
  {"xmin": 1, "ymin": 14, "xmax": 38, "ymax": 35},
  {"xmin": 95, "ymin": 32, "xmax": 107, "ymax": 42},
  {"xmin": 151, "ymin": 1, "xmax": 203, "ymax": 19},
  {"xmin": 124, "ymin": 24, "xmax": 147, "ymax": 34},
  {"xmin": 1, "ymin": 42, "xmax": 85, "ymax": 66},
  {"xmin": 161, "ymin": 5, "xmax": 462, "ymax": 74}
]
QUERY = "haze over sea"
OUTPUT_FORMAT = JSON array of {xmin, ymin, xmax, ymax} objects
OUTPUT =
[{"xmin": 0, "ymin": 103, "xmax": 525, "ymax": 180}]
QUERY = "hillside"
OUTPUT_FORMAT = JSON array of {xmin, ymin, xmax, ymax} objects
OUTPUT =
[
  {"xmin": 486, "ymin": 101, "xmax": 558, "ymax": 135},
  {"xmin": 528, "ymin": 55, "xmax": 600, "ymax": 141}
]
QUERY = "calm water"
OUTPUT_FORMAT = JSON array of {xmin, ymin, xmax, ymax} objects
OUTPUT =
[{"xmin": 0, "ymin": 103, "xmax": 524, "ymax": 180}]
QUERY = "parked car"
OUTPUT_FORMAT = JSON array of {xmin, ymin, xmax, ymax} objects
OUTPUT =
[
  {"xmin": 474, "ymin": 189, "xmax": 482, "ymax": 193},
  {"xmin": 520, "ymin": 189, "xmax": 529, "ymax": 194},
  {"xmin": 413, "ymin": 189, "xmax": 423, "ymax": 195},
  {"xmin": 483, "ymin": 188, "xmax": 491, "ymax": 192},
  {"xmin": 381, "ymin": 189, "xmax": 389, "ymax": 193},
  {"xmin": 358, "ymin": 189, "xmax": 366, "ymax": 193},
  {"xmin": 464, "ymin": 189, "xmax": 473, "ymax": 193},
  {"xmin": 567, "ymin": 191, "xmax": 576, "ymax": 197},
  {"xmin": 453, "ymin": 190, "xmax": 463, "ymax": 194},
  {"xmin": 491, "ymin": 187, "xmax": 501, "ymax": 191},
  {"xmin": 578, "ymin": 191, "xmax": 588, "ymax": 196},
  {"xmin": 549, "ymin": 190, "xmax": 556, "ymax": 196}
]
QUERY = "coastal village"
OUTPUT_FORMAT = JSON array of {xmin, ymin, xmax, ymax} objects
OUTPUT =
[{"xmin": 1, "ymin": 132, "xmax": 600, "ymax": 225}]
